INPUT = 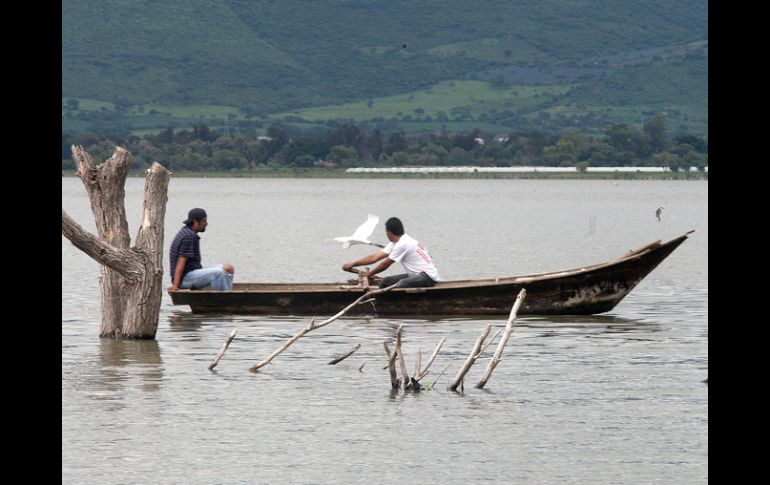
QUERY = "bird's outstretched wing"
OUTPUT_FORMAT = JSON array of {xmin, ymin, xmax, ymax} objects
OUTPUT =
[{"xmin": 351, "ymin": 214, "xmax": 379, "ymax": 240}]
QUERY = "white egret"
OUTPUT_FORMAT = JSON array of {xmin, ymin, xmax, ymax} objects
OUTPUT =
[{"xmin": 333, "ymin": 214, "xmax": 384, "ymax": 249}]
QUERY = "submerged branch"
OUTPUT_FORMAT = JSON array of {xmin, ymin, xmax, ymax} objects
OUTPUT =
[
  {"xmin": 209, "ymin": 328, "xmax": 237, "ymax": 371},
  {"xmin": 249, "ymin": 284, "xmax": 397, "ymax": 372}
]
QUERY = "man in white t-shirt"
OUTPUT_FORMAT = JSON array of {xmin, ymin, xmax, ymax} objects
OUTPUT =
[{"xmin": 342, "ymin": 217, "xmax": 441, "ymax": 288}]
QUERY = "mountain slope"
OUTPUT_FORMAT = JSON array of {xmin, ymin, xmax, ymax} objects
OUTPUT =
[{"xmin": 62, "ymin": 0, "xmax": 707, "ymax": 134}]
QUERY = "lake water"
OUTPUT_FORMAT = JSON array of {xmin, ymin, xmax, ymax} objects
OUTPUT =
[{"xmin": 62, "ymin": 177, "xmax": 708, "ymax": 484}]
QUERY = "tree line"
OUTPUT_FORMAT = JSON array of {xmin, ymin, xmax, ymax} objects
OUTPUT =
[{"xmin": 62, "ymin": 115, "xmax": 707, "ymax": 173}]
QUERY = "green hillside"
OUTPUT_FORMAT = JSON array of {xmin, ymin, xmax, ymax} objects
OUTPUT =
[
  {"xmin": 275, "ymin": 81, "xmax": 573, "ymax": 122},
  {"xmin": 62, "ymin": 0, "xmax": 708, "ymax": 136}
]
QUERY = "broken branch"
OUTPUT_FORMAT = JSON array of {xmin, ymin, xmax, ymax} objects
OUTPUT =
[{"xmin": 208, "ymin": 328, "xmax": 237, "ymax": 370}]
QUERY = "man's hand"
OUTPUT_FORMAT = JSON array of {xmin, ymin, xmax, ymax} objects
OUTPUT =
[
  {"xmin": 342, "ymin": 263, "xmax": 355, "ymax": 271},
  {"xmin": 167, "ymin": 286, "xmax": 178, "ymax": 294}
]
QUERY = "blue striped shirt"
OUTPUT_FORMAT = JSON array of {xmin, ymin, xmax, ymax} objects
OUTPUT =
[{"xmin": 169, "ymin": 226, "xmax": 202, "ymax": 281}]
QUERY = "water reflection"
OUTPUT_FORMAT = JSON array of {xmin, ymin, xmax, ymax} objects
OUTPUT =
[
  {"xmin": 518, "ymin": 314, "xmax": 663, "ymax": 337},
  {"xmin": 522, "ymin": 314, "xmax": 638, "ymax": 325},
  {"xmin": 167, "ymin": 312, "xmax": 206, "ymax": 332},
  {"xmin": 98, "ymin": 339, "xmax": 163, "ymax": 393},
  {"xmin": 166, "ymin": 312, "xmax": 250, "ymax": 345}
]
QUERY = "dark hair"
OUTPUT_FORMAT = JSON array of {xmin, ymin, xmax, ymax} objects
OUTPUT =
[{"xmin": 385, "ymin": 217, "xmax": 404, "ymax": 236}]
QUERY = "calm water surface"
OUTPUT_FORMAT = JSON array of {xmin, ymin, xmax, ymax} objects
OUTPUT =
[{"xmin": 62, "ymin": 178, "xmax": 708, "ymax": 484}]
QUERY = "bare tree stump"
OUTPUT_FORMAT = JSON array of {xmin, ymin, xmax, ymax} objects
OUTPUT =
[
  {"xmin": 72, "ymin": 146, "xmax": 131, "ymax": 337},
  {"xmin": 62, "ymin": 147, "xmax": 171, "ymax": 339},
  {"xmin": 384, "ymin": 328, "xmax": 445, "ymax": 391}
]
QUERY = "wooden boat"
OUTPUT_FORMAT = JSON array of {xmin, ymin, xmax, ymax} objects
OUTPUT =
[{"xmin": 170, "ymin": 231, "xmax": 692, "ymax": 316}]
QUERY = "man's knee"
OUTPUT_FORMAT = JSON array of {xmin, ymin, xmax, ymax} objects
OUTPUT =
[
  {"xmin": 379, "ymin": 274, "xmax": 406, "ymax": 288},
  {"xmin": 223, "ymin": 264, "xmax": 235, "ymax": 275},
  {"xmin": 397, "ymin": 273, "xmax": 435, "ymax": 288}
]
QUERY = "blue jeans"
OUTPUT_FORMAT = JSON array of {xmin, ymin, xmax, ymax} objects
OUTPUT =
[
  {"xmin": 379, "ymin": 272, "xmax": 436, "ymax": 289},
  {"xmin": 181, "ymin": 265, "xmax": 233, "ymax": 291}
]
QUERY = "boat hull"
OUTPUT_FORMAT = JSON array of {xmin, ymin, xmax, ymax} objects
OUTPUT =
[{"xmin": 170, "ymin": 233, "xmax": 689, "ymax": 316}]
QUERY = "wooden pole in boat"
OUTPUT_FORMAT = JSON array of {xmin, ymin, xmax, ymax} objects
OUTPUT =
[
  {"xmin": 359, "ymin": 270, "xmax": 370, "ymax": 291},
  {"xmin": 345, "ymin": 266, "xmax": 375, "ymax": 290},
  {"xmin": 449, "ymin": 324, "xmax": 491, "ymax": 392},
  {"xmin": 208, "ymin": 328, "xmax": 237, "ymax": 370},
  {"xmin": 327, "ymin": 343, "xmax": 361, "ymax": 365},
  {"xmin": 476, "ymin": 289, "xmax": 527, "ymax": 389},
  {"xmin": 249, "ymin": 284, "xmax": 398, "ymax": 372}
]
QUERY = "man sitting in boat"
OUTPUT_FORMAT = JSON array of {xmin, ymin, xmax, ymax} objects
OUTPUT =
[
  {"xmin": 342, "ymin": 217, "xmax": 441, "ymax": 288},
  {"xmin": 168, "ymin": 208, "xmax": 235, "ymax": 292}
]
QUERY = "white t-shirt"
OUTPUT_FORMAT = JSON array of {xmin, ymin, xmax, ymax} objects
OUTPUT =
[{"xmin": 383, "ymin": 233, "xmax": 441, "ymax": 281}]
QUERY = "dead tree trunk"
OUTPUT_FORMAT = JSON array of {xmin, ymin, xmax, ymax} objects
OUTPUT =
[
  {"xmin": 449, "ymin": 324, "xmax": 492, "ymax": 392},
  {"xmin": 476, "ymin": 289, "xmax": 527, "ymax": 389},
  {"xmin": 72, "ymin": 146, "xmax": 132, "ymax": 336},
  {"xmin": 384, "ymin": 328, "xmax": 445, "ymax": 391},
  {"xmin": 62, "ymin": 146, "xmax": 171, "ymax": 339},
  {"xmin": 394, "ymin": 323, "xmax": 411, "ymax": 387},
  {"xmin": 384, "ymin": 341, "xmax": 400, "ymax": 389}
]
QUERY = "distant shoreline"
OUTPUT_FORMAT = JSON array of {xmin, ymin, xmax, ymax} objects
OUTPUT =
[{"xmin": 62, "ymin": 169, "xmax": 708, "ymax": 180}]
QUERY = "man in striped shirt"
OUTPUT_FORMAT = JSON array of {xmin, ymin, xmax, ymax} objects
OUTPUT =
[{"xmin": 168, "ymin": 208, "xmax": 235, "ymax": 292}]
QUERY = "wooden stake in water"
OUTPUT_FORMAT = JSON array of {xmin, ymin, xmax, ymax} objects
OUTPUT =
[
  {"xmin": 449, "ymin": 324, "xmax": 492, "ymax": 392},
  {"xmin": 328, "ymin": 343, "xmax": 361, "ymax": 365},
  {"xmin": 209, "ymin": 328, "xmax": 237, "ymax": 371},
  {"xmin": 476, "ymin": 289, "xmax": 527, "ymax": 389}
]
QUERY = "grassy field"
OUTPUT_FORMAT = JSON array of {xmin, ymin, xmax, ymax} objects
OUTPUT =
[
  {"xmin": 273, "ymin": 80, "xmax": 573, "ymax": 122},
  {"xmin": 532, "ymin": 103, "xmax": 708, "ymax": 136},
  {"xmin": 62, "ymin": 98, "xmax": 242, "ymax": 119},
  {"xmin": 62, "ymin": 97, "xmax": 245, "ymax": 133},
  {"xmin": 62, "ymin": 50, "xmax": 707, "ymax": 138},
  {"xmin": 63, "ymin": 51, "xmax": 706, "ymax": 136},
  {"xmin": 426, "ymin": 37, "xmax": 558, "ymax": 64},
  {"xmin": 62, "ymin": 98, "xmax": 115, "ymax": 112},
  {"xmin": 62, "ymin": 79, "xmax": 568, "ymax": 134}
]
